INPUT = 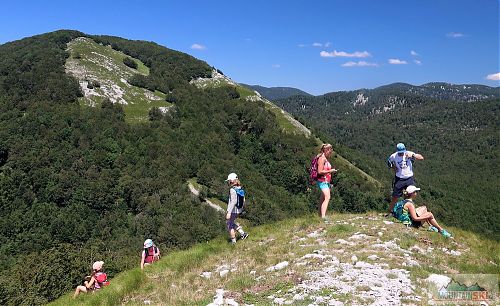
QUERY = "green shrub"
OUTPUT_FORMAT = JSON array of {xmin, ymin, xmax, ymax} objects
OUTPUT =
[{"xmin": 122, "ymin": 56, "xmax": 137, "ymax": 69}]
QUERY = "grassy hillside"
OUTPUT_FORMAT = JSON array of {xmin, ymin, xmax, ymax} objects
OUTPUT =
[
  {"xmin": 51, "ymin": 213, "xmax": 499, "ymax": 305},
  {"xmin": 189, "ymin": 73, "xmax": 381, "ymax": 192},
  {"xmin": 65, "ymin": 37, "xmax": 170, "ymax": 122}
]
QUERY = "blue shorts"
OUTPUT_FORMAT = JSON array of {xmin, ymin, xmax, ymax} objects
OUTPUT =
[
  {"xmin": 226, "ymin": 213, "xmax": 239, "ymax": 232},
  {"xmin": 392, "ymin": 176, "xmax": 415, "ymax": 197},
  {"xmin": 316, "ymin": 181, "xmax": 331, "ymax": 190}
]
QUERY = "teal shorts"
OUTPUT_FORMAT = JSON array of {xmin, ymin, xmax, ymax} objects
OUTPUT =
[{"xmin": 316, "ymin": 181, "xmax": 331, "ymax": 190}]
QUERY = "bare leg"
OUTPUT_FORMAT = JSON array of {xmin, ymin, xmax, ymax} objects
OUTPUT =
[
  {"xmin": 74, "ymin": 285, "xmax": 87, "ymax": 298},
  {"xmin": 318, "ymin": 191, "xmax": 324, "ymax": 216},
  {"xmin": 319, "ymin": 187, "xmax": 331, "ymax": 218},
  {"xmin": 235, "ymin": 225, "xmax": 244, "ymax": 236},
  {"xmin": 426, "ymin": 213, "xmax": 443, "ymax": 232}
]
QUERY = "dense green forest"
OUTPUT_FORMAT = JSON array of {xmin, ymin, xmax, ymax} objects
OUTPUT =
[
  {"xmin": 0, "ymin": 31, "xmax": 382, "ymax": 305},
  {"xmin": 277, "ymin": 89, "xmax": 500, "ymax": 241}
]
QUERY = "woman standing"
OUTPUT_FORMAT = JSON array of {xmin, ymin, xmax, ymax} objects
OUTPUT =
[{"xmin": 316, "ymin": 144, "xmax": 338, "ymax": 220}]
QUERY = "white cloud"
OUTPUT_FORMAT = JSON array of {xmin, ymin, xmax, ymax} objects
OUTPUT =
[
  {"xmin": 388, "ymin": 58, "xmax": 407, "ymax": 65},
  {"xmin": 414, "ymin": 59, "xmax": 422, "ymax": 65},
  {"xmin": 324, "ymin": 42, "xmax": 332, "ymax": 47},
  {"xmin": 341, "ymin": 61, "xmax": 379, "ymax": 67},
  {"xmin": 191, "ymin": 43, "xmax": 206, "ymax": 50},
  {"xmin": 272, "ymin": 64, "xmax": 281, "ymax": 68},
  {"xmin": 298, "ymin": 44, "xmax": 307, "ymax": 47},
  {"xmin": 320, "ymin": 50, "xmax": 371, "ymax": 58},
  {"xmin": 410, "ymin": 50, "xmax": 419, "ymax": 56},
  {"xmin": 312, "ymin": 42, "xmax": 323, "ymax": 47},
  {"xmin": 447, "ymin": 32, "xmax": 464, "ymax": 38},
  {"xmin": 486, "ymin": 72, "xmax": 500, "ymax": 81}
]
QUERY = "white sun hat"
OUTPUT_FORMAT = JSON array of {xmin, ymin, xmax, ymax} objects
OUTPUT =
[
  {"xmin": 406, "ymin": 185, "xmax": 421, "ymax": 194},
  {"xmin": 225, "ymin": 173, "xmax": 238, "ymax": 181},
  {"xmin": 92, "ymin": 261, "xmax": 104, "ymax": 271}
]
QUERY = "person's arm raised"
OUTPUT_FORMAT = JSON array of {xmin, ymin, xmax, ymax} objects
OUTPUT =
[{"xmin": 408, "ymin": 151, "xmax": 424, "ymax": 160}]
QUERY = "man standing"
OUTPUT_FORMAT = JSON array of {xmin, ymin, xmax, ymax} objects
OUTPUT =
[{"xmin": 387, "ymin": 143, "xmax": 424, "ymax": 214}]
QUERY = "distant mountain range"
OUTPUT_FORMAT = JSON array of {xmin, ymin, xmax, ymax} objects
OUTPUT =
[
  {"xmin": 273, "ymin": 82, "xmax": 499, "ymax": 120},
  {"xmin": 244, "ymin": 82, "xmax": 499, "ymax": 102},
  {"xmin": 372, "ymin": 82, "xmax": 500, "ymax": 102},
  {"xmin": 239, "ymin": 84, "xmax": 312, "ymax": 100}
]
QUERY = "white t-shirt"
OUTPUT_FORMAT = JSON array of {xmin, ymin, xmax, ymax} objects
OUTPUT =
[{"xmin": 388, "ymin": 151, "xmax": 415, "ymax": 179}]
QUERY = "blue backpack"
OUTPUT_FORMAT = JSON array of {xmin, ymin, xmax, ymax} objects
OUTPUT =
[
  {"xmin": 392, "ymin": 199, "xmax": 411, "ymax": 225},
  {"xmin": 233, "ymin": 187, "xmax": 245, "ymax": 209}
]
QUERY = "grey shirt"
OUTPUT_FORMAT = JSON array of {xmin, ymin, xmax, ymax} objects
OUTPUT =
[{"xmin": 227, "ymin": 187, "xmax": 244, "ymax": 214}]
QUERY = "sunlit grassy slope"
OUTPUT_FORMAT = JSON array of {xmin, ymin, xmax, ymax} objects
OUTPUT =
[
  {"xmin": 191, "ymin": 73, "xmax": 381, "ymax": 190},
  {"xmin": 65, "ymin": 37, "xmax": 171, "ymax": 123},
  {"xmin": 50, "ymin": 213, "xmax": 499, "ymax": 305}
]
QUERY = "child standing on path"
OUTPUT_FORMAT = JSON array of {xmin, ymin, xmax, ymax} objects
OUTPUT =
[{"xmin": 225, "ymin": 173, "xmax": 249, "ymax": 244}]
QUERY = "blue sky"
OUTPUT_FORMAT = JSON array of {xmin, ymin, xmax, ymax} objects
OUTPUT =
[{"xmin": 0, "ymin": 0, "xmax": 498, "ymax": 95}]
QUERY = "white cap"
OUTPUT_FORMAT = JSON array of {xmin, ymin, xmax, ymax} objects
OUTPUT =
[
  {"xmin": 225, "ymin": 173, "xmax": 238, "ymax": 181},
  {"xmin": 406, "ymin": 185, "xmax": 421, "ymax": 194},
  {"xmin": 144, "ymin": 239, "xmax": 153, "ymax": 248},
  {"xmin": 93, "ymin": 261, "xmax": 104, "ymax": 271}
]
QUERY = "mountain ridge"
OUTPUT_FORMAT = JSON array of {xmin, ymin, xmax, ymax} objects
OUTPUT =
[{"xmin": 240, "ymin": 84, "xmax": 312, "ymax": 100}]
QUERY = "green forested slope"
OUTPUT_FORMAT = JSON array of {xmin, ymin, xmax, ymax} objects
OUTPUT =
[
  {"xmin": 0, "ymin": 31, "xmax": 381, "ymax": 305},
  {"xmin": 278, "ymin": 91, "xmax": 500, "ymax": 240}
]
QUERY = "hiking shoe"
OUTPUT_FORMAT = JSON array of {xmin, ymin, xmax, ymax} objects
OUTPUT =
[
  {"xmin": 440, "ymin": 229, "xmax": 452, "ymax": 238},
  {"xmin": 428, "ymin": 225, "xmax": 439, "ymax": 232},
  {"xmin": 240, "ymin": 233, "xmax": 249, "ymax": 240}
]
